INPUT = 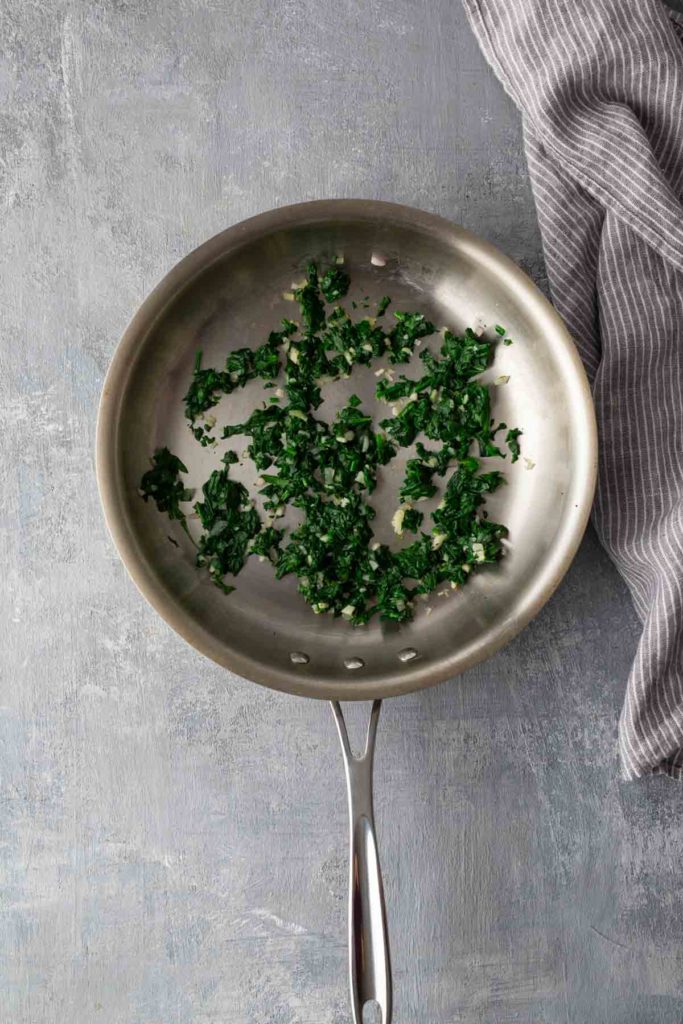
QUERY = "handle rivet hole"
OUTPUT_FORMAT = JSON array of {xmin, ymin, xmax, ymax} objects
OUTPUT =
[
  {"xmin": 398, "ymin": 647, "xmax": 418, "ymax": 663},
  {"xmin": 344, "ymin": 657, "xmax": 365, "ymax": 671}
]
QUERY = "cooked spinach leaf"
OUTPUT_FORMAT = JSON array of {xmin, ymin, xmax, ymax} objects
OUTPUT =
[
  {"xmin": 194, "ymin": 463, "xmax": 262, "ymax": 586},
  {"xmin": 320, "ymin": 266, "xmax": 351, "ymax": 302},
  {"xmin": 506, "ymin": 427, "xmax": 523, "ymax": 462},
  {"xmin": 139, "ymin": 448, "xmax": 191, "ymax": 533}
]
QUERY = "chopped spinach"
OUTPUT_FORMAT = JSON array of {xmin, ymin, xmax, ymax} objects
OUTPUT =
[
  {"xmin": 385, "ymin": 311, "xmax": 435, "ymax": 363},
  {"xmin": 294, "ymin": 262, "xmax": 326, "ymax": 335},
  {"xmin": 401, "ymin": 507, "xmax": 424, "ymax": 533},
  {"xmin": 399, "ymin": 459, "xmax": 438, "ymax": 503},
  {"xmin": 184, "ymin": 327, "xmax": 288, "ymax": 424},
  {"xmin": 194, "ymin": 463, "xmax": 262, "ymax": 588},
  {"xmin": 320, "ymin": 266, "xmax": 351, "ymax": 302},
  {"xmin": 506, "ymin": 427, "xmax": 523, "ymax": 462},
  {"xmin": 140, "ymin": 263, "xmax": 522, "ymax": 622},
  {"xmin": 139, "ymin": 448, "xmax": 191, "ymax": 533}
]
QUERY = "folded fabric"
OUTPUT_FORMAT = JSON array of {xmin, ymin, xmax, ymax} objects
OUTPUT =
[{"xmin": 463, "ymin": 0, "xmax": 683, "ymax": 778}]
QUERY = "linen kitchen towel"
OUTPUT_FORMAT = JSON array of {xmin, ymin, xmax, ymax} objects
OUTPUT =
[{"xmin": 463, "ymin": 0, "xmax": 683, "ymax": 778}]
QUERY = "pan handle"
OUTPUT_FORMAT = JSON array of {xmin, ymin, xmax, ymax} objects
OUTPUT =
[{"xmin": 331, "ymin": 700, "xmax": 392, "ymax": 1024}]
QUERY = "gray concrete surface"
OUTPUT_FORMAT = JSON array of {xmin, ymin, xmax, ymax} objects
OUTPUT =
[{"xmin": 2, "ymin": 2, "xmax": 683, "ymax": 1022}]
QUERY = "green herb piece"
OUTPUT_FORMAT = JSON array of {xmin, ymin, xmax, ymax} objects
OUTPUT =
[
  {"xmin": 376, "ymin": 296, "xmax": 391, "ymax": 317},
  {"xmin": 294, "ymin": 262, "xmax": 326, "ymax": 335},
  {"xmin": 375, "ymin": 376, "xmax": 414, "ymax": 402},
  {"xmin": 139, "ymin": 448, "xmax": 191, "ymax": 533},
  {"xmin": 378, "ymin": 329, "xmax": 506, "ymax": 458},
  {"xmin": 250, "ymin": 526, "xmax": 284, "ymax": 561},
  {"xmin": 184, "ymin": 330, "xmax": 286, "ymax": 423},
  {"xmin": 494, "ymin": 324, "xmax": 506, "ymax": 336},
  {"xmin": 274, "ymin": 492, "xmax": 391, "ymax": 625},
  {"xmin": 401, "ymin": 507, "xmax": 424, "ymax": 533},
  {"xmin": 399, "ymin": 459, "xmax": 438, "ymax": 502},
  {"xmin": 374, "ymin": 433, "xmax": 396, "ymax": 466},
  {"xmin": 506, "ymin": 427, "xmax": 523, "ymax": 462},
  {"xmin": 322, "ymin": 306, "xmax": 386, "ymax": 369},
  {"xmin": 320, "ymin": 266, "xmax": 351, "ymax": 302},
  {"xmin": 414, "ymin": 442, "xmax": 454, "ymax": 475},
  {"xmin": 394, "ymin": 533, "xmax": 433, "ymax": 581},
  {"xmin": 429, "ymin": 460, "xmax": 507, "ymax": 583},
  {"xmin": 194, "ymin": 465, "xmax": 262, "ymax": 588},
  {"xmin": 223, "ymin": 405, "xmax": 286, "ymax": 470},
  {"xmin": 183, "ymin": 353, "xmax": 229, "ymax": 422},
  {"xmin": 385, "ymin": 311, "xmax": 435, "ymax": 363}
]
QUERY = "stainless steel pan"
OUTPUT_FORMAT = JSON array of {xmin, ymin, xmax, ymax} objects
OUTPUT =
[{"xmin": 96, "ymin": 199, "xmax": 597, "ymax": 1023}]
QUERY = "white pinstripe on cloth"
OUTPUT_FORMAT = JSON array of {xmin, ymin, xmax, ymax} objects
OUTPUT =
[{"xmin": 463, "ymin": 0, "xmax": 683, "ymax": 778}]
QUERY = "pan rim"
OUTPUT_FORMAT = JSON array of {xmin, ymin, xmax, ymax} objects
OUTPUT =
[{"xmin": 96, "ymin": 198, "xmax": 598, "ymax": 700}]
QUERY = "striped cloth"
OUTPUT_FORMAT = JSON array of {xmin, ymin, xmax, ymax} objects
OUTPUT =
[{"xmin": 463, "ymin": 0, "xmax": 683, "ymax": 779}]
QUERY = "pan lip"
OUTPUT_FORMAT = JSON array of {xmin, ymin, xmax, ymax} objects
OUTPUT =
[{"xmin": 96, "ymin": 198, "xmax": 598, "ymax": 701}]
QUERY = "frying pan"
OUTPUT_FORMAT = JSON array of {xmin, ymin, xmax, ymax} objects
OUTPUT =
[{"xmin": 96, "ymin": 199, "xmax": 597, "ymax": 1023}]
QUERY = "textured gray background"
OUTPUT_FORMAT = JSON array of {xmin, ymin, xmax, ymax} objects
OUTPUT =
[{"xmin": 2, "ymin": 2, "xmax": 683, "ymax": 1023}]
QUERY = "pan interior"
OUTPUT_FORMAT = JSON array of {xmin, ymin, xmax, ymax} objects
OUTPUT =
[{"xmin": 100, "ymin": 205, "xmax": 595, "ymax": 699}]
